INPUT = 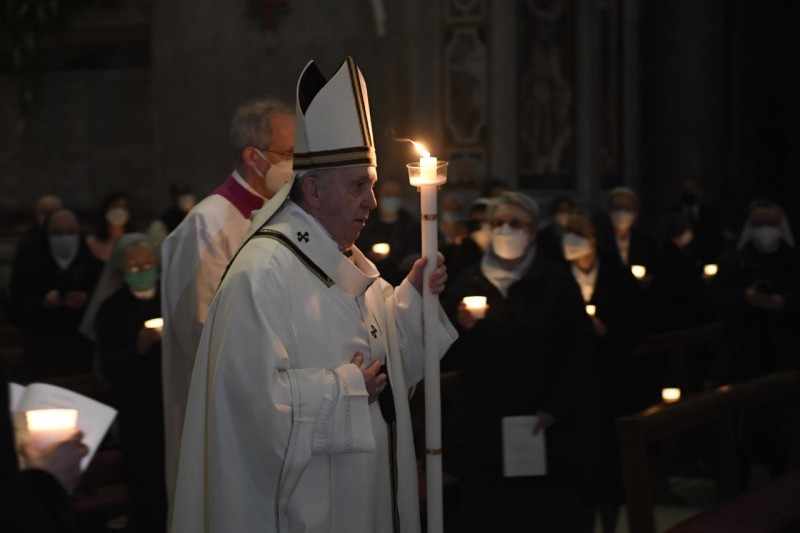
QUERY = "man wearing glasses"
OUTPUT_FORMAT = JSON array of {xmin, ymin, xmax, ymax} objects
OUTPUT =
[{"xmin": 159, "ymin": 97, "xmax": 295, "ymax": 514}]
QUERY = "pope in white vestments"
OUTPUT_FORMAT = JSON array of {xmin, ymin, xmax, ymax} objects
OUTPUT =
[{"xmin": 170, "ymin": 57, "xmax": 457, "ymax": 533}]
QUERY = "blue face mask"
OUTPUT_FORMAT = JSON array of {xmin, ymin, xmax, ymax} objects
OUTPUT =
[{"xmin": 124, "ymin": 267, "xmax": 159, "ymax": 292}]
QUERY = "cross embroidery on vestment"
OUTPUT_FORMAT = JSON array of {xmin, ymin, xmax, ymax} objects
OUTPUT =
[{"xmin": 297, "ymin": 231, "xmax": 309, "ymax": 243}]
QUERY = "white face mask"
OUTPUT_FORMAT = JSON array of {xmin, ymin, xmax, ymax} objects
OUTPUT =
[
  {"xmin": 254, "ymin": 150, "xmax": 293, "ymax": 194},
  {"xmin": 752, "ymin": 225, "xmax": 782, "ymax": 253},
  {"xmin": 49, "ymin": 235, "xmax": 80, "ymax": 269},
  {"xmin": 380, "ymin": 196, "xmax": 403, "ymax": 215},
  {"xmin": 471, "ymin": 222, "xmax": 492, "ymax": 251},
  {"xmin": 610, "ymin": 209, "xmax": 636, "ymax": 231},
  {"xmin": 491, "ymin": 225, "xmax": 529, "ymax": 260},
  {"xmin": 562, "ymin": 232, "xmax": 593, "ymax": 260},
  {"xmin": 106, "ymin": 206, "xmax": 129, "ymax": 227},
  {"xmin": 177, "ymin": 193, "xmax": 196, "ymax": 213}
]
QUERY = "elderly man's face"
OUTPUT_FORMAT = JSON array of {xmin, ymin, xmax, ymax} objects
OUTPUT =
[{"xmin": 315, "ymin": 166, "xmax": 378, "ymax": 249}]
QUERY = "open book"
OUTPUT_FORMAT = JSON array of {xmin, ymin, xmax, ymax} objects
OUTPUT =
[{"xmin": 10, "ymin": 382, "xmax": 117, "ymax": 471}]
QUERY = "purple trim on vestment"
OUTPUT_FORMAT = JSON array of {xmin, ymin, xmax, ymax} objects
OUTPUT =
[{"xmin": 211, "ymin": 175, "xmax": 264, "ymax": 219}]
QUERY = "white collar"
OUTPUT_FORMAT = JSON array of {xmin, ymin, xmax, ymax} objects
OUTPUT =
[{"xmin": 267, "ymin": 202, "xmax": 379, "ymax": 297}]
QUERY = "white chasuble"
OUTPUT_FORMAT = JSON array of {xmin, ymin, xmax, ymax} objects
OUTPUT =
[{"xmin": 170, "ymin": 201, "xmax": 457, "ymax": 533}]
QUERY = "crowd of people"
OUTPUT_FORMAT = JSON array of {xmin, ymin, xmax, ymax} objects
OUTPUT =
[{"xmin": 2, "ymin": 56, "xmax": 798, "ymax": 533}]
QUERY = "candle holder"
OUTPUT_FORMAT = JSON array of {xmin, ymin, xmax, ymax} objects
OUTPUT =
[
  {"xmin": 585, "ymin": 304, "xmax": 596, "ymax": 317},
  {"xmin": 661, "ymin": 387, "xmax": 681, "ymax": 403},
  {"xmin": 144, "ymin": 317, "xmax": 164, "ymax": 331},
  {"xmin": 631, "ymin": 265, "xmax": 647, "ymax": 280},
  {"xmin": 407, "ymin": 149, "xmax": 448, "ymax": 533},
  {"xmin": 703, "ymin": 264, "xmax": 718, "ymax": 278}
]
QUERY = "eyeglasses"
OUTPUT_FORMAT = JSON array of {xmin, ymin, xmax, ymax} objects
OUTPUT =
[
  {"xmin": 264, "ymin": 148, "xmax": 294, "ymax": 159},
  {"xmin": 489, "ymin": 219, "xmax": 532, "ymax": 230}
]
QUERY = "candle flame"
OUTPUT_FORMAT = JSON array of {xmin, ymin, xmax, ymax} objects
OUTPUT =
[
  {"xmin": 411, "ymin": 140, "xmax": 430, "ymax": 158},
  {"xmin": 394, "ymin": 137, "xmax": 431, "ymax": 158}
]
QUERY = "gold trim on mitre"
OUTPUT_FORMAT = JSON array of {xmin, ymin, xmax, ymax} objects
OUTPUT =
[{"xmin": 293, "ymin": 56, "xmax": 376, "ymax": 171}]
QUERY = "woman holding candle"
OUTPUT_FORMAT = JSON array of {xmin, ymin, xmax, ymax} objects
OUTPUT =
[
  {"xmin": 88, "ymin": 234, "xmax": 167, "ymax": 533},
  {"xmin": 561, "ymin": 209, "xmax": 648, "ymax": 533},
  {"xmin": 443, "ymin": 192, "xmax": 595, "ymax": 532}
]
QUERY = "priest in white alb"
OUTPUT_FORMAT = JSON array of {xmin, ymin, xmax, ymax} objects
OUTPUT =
[{"xmin": 170, "ymin": 57, "xmax": 457, "ymax": 533}]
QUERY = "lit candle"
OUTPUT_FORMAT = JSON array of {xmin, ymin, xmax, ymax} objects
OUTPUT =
[
  {"xmin": 463, "ymin": 296, "xmax": 488, "ymax": 319},
  {"xmin": 144, "ymin": 317, "xmax": 164, "ymax": 332},
  {"xmin": 631, "ymin": 265, "xmax": 647, "ymax": 280},
  {"xmin": 703, "ymin": 264, "xmax": 718, "ymax": 277},
  {"xmin": 585, "ymin": 304, "xmax": 596, "ymax": 317},
  {"xmin": 662, "ymin": 388, "xmax": 681, "ymax": 403},
  {"xmin": 407, "ymin": 140, "xmax": 448, "ymax": 533},
  {"xmin": 371, "ymin": 242, "xmax": 391, "ymax": 258},
  {"xmin": 408, "ymin": 141, "xmax": 445, "ymax": 187},
  {"xmin": 25, "ymin": 409, "xmax": 78, "ymax": 450}
]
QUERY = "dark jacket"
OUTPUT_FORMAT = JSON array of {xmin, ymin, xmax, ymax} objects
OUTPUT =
[
  {"xmin": 442, "ymin": 251, "xmax": 596, "ymax": 484},
  {"xmin": 713, "ymin": 242, "xmax": 800, "ymax": 381}
]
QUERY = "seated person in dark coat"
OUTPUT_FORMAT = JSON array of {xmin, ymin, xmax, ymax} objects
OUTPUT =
[
  {"xmin": 443, "ymin": 192, "xmax": 595, "ymax": 533},
  {"xmin": 673, "ymin": 179, "xmax": 724, "ymax": 263},
  {"xmin": 88, "ymin": 234, "xmax": 167, "ymax": 533},
  {"xmin": 15, "ymin": 210, "xmax": 103, "ymax": 379}
]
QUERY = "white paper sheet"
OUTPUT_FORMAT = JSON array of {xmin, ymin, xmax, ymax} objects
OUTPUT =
[
  {"xmin": 11, "ymin": 382, "xmax": 117, "ymax": 471},
  {"xmin": 502, "ymin": 415, "xmax": 547, "ymax": 477}
]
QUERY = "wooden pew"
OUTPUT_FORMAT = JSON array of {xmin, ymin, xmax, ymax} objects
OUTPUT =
[
  {"xmin": 615, "ymin": 371, "xmax": 800, "ymax": 533},
  {"xmin": 632, "ymin": 321, "xmax": 724, "ymax": 391}
]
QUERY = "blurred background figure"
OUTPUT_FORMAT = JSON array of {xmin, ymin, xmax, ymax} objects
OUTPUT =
[
  {"xmin": 714, "ymin": 200, "xmax": 799, "ymax": 382},
  {"xmin": 6, "ymin": 195, "xmax": 63, "ymax": 330},
  {"xmin": 443, "ymin": 192, "xmax": 594, "ymax": 532},
  {"xmin": 601, "ymin": 187, "xmax": 657, "ymax": 274},
  {"xmin": 538, "ymin": 194, "xmax": 574, "ymax": 262},
  {"xmin": 713, "ymin": 200, "xmax": 799, "ymax": 478},
  {"xmin": 11, "ymin": 210, "xmax": 102, "ymax": 380},
  {"xmin": 86, "ymin": 192, "xmax": 135, "ymax": 262},
  {"xmin": 480, "ymin": 177, "xmax": 509, "ymax": 199},
  {"xmin": 445, "ymin": 197, "xmax": 493, "ymax": 284},
  {"xmin": 440, "ymin": 194, "xmax": 467, "ymax": 246},
  {"xmin": 561, "ymin": 208, "xmax": 647, "ymax": 533},
  {"xmin": 147, "ymin": 181, "xmax": 196, "ymax": 248},
  {"xmin": 88, "ymin": 234, "xmax": 167, "ymax": 533},
  {"xmin": 356, "ymin": 180, "xmax": 421, "ymax": 285},
  {"xmin": 673, "ymin": 179, "xmax": 724, "ymax": 263},
  {"xmin": 648, "ymin": 213, "xmax": 712, "ymax": 334}
]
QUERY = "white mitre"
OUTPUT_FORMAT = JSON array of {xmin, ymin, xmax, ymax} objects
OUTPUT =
[{"xmin": 245, "ymin": 56, "xmax": 376, "ymax": 240}]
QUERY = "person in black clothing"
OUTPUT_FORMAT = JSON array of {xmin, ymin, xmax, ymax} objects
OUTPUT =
[
  {"xmin": 443, "ymin": 192, "xmax": 595, "ymax": 532},
  {"xmin": 1, "ymin": 365, "xmax": 88, "ymax": 533},
  {"xmin": 673, "ymin": 179, "xmax": 724, "ymax": 263},
  {"xmin": 714, "ymin": 200, "xmax": 799, "ymax": 381},
  {"xmin": 14, "ymin": 210, "xmax": 103, "ymax": 380},
  {"xmin": 648, "ymin": 213, "xmax": 713, "ymax": 334},
  {"xmin": 91, "ymin": 234, "xmax": 167, "ymax": 533},
  {"xmin": 561, "ymin": 209, "xmax": 648, "ymax": 532},
  {"xmin": 356, "ymin": 180, "xmax": 421, "ymax": 285},
  {"xmin": 600, "ymin": 187, "xmax": 657, "ymax": 276},
  {"xmin": 537, "ymin": 195, "xmax": 574, "ymax": 263},
  {"xmin": 714, "ymin": 200, "xmax": 800, "ymax": 477},
  {"xmin": 6, "ymin": 195, "xmax": 63, "ymax": 330},
  {"xmin": 147, "ymin": 181, "xmax": 196, "ymax": 247}
]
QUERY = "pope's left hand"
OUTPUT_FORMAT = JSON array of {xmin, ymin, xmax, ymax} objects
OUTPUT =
[{"xmin": 407, "ymin": 252, "xmax": 448, "ymax": 296}]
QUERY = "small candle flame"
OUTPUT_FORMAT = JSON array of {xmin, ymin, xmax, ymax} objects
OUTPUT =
[
  {"xmin": 411, "ymin": 140, "xmax": 430, "ymax": 158},
  {"xmin": 394, "ymin": 137, "xmax": 431, "ymax": 158}
]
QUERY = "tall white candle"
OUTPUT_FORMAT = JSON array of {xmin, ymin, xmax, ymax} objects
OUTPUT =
[{"xmin": 407, "ymin": 141, "xmax": 447, "ymax": 533}]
